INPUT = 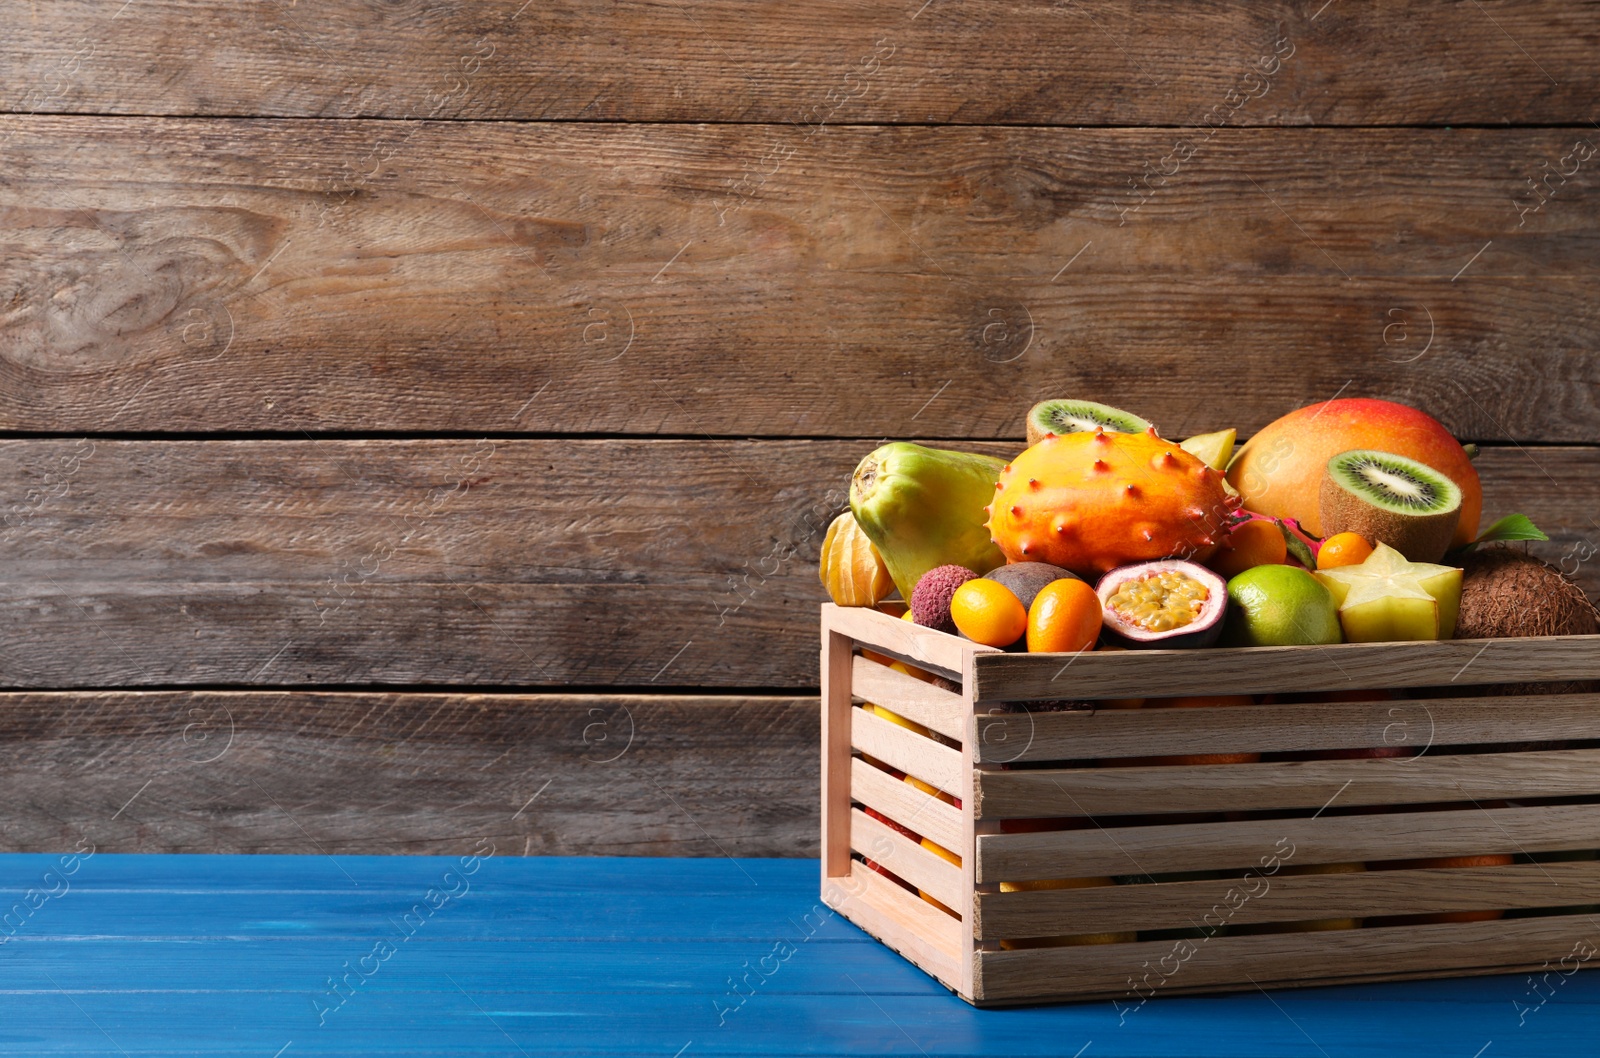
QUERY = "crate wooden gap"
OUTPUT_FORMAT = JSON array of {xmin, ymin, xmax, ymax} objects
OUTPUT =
[{"xmin": 819, "ymin": 603, "xmax": 1600, "ymax": 1006}]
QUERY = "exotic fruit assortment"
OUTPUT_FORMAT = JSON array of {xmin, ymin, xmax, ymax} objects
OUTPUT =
[{"xmin": 818, "ymin": 395, "xmax": 1585, "ymax": 658}]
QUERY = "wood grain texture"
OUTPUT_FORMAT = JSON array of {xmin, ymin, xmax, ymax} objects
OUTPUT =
[
  {"xmin": 973, "ymin": 914, "xmax": 1600, "ymax": 1004},
  {"xmin": 852, "ymin": 654, "xmax": 967, "ymax": 742},
  {"xmin": 850, "ymin": 757, "xmax": 965, "ymax": 853},
  {"xmin": 823, "ymin": 860, "xmax": 963, "ymax": 993},
  {"xmin": 828, "ymin": 604, "xmax": 973, "ymax": 681},
  {"xmin": 974, "ymin": 693, "xmax": 1600, "ymax": 764},
  {"xmin": 976, "ymin": 861, "xmax": 1600, "ymax": 939},
  {"xmin": 852, "ymin": 706, "xmax": 964, "ymax": 797},
  {"xmin": 0, "ymin": 691, "xmax": 819, "ymax": 857},
  {"xmin": 973, "ymin": 634, "xmax": 1600, "ymax": 703},
  {"xmin": 975, "ymin": 804, "xmax": 1600, "ymax": 882},
  {"xmin": 821, "ymin": 629, "xmax": 855, "ymax": 881},
  {"xmin": 0, "ymin": 440, "xmax": 1595, "ymax": 690},
  {"xmin": 5, "ymin": 2, "xmax": 1598, "ymax": 125},
  {"xmin": 958, "ymin": 647, "xmax": 980, "ymax": 999},
  {"xmin": 850, "ymin": 806, "xmax": 964, "ymax": 911},
  {"xmin": 976, "ymin": 748, "xmax": 1600, "ymax": 819},
  {"xmin": 3, "ymin": 118, "xmax": 1599, "ymax": 440}
]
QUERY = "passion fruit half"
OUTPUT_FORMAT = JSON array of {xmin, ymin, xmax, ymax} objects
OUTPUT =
[{"xmin": 1095, "ymin": 560, "xmax": 1228, "ymax": 649}]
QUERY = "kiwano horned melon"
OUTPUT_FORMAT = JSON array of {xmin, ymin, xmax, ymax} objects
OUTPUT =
[{"xmin": 987, "ymin": 428, "xmax": 1238, "ymax": 577}]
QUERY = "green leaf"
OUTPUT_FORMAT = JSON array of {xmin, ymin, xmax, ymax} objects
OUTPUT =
[
  {"xmin": 1451, "ymin": 513, "xmax": 1549, "ymax": 555},
  {"xmin": 1476, "ymin": 513, "xmax": 1549, "ymax": 544}
]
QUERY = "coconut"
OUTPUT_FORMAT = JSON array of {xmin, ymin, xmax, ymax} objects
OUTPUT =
[{"xmin": 1455, "ymin": 547, "xmax": 1599, "ymax": 696}]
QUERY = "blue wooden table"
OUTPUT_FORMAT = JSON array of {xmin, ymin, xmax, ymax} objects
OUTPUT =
[{"xmin": 0, "ymin": 853, "xmax": 1591, "ymax": 1056}]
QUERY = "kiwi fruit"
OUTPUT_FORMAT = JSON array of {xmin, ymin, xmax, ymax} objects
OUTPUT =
[
  {"xmin": 1025, "ymin": 400, "xmax": 1152, "ymax": 445},
  {"xmin": 1320, "ymin": 450, "xmax": 1462, "ymax": 563}
]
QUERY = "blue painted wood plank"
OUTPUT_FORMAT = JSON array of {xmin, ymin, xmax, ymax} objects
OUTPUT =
[
  {"xmin": 0, "ymin": 939, "xmax": 943, "ymax": 995},
  {"xmin": 0, "ymin": 854, "xmax": 863, "ymax": 942},
  {"xmin": 0, "ymin": 987, "xmax": 1596, "ymax": 1056},
  {"xmin": 0, "ymin": 892, "xmax": 866, "ymax": 941},
  {"xmin": 0, "ymin": 853, "xmax": 1591, "ymax": 1057},
  {"xmin": 0, "ymin": 853, "xmax": 805, "ymax": 892}
]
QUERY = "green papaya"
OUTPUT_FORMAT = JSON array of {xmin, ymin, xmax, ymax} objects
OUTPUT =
[{"xmin": 849, "ymin": 442, "xmax": 1007, "ymax": 598}]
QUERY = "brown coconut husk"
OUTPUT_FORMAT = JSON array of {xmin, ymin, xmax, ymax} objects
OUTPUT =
[{"xmin": 1454, "ymin": 546, "xmax": 1600, "ymax": 697}]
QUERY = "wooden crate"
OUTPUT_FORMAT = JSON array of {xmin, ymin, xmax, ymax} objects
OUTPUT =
[{"xmin": 819, "ymin": 602, "xmax": 1600, "ymax": 1006}]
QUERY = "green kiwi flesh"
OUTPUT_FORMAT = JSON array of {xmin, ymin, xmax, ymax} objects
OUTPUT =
[
  {"xmin": 1025, "ymin": 400, "xmax": 1152, "ymax": 445},
  {"xmin": 1320, "ymin": 449, "xmax": 1462, "ymax": 563}
]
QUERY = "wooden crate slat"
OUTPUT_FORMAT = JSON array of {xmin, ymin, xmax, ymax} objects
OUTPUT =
[
  {"xmin": 850, "ymin": 758, "xmax": 965, "ymax": 854},
  {"xmin": 976, "ymin": 804, "xmax": 1600, "ymax": 883},
  {"xmin": 850, "ymin": 807, "xmax": 965, "ymax": 913},
  {"xmin": 850, "ymin": 705, "xmax": 964, "ymax": 798},
  {"xmin": 973, "ymin": 693, "xmax": 1600, "ymax": 763},
  {"xmin": 975, "ymin": 860, "xmax": 1600, "ymax": 939},
  {"xmin": 972, "ymin": 635, "xmax": 1600, "ymax": 703},
  {"xmin": 827, "ymin": 605, "xmax": 974, "ymax": 681},
  {"xmin": 973, "ymin": 914, "xmax": 1600, "ymax": 1004},
  {"xmin": 976, "ymin": 747, "xmax": 1600, "ymax": 819},
  {"xmin": 823, "ymin": 862, "xmax": 963, "ymax": 993},
  {"xmin": 851, "ymin": 654, "xmax": 967, "ymax": 743}
]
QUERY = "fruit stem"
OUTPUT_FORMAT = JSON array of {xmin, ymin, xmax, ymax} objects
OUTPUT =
[{"xmin": 851, "ymin": 457, "xmax": 880, "ymax": 502}]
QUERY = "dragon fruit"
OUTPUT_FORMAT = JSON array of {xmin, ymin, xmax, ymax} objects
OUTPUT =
[
  {"xmin": 1229, "ymin": 509, "xmax": 1323, "ymax": 568},
  {"xmin": 985, "ymin": 427, "xmax": 1239, "ymax": 577}
]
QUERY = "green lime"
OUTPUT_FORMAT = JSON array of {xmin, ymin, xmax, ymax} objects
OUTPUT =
[{"xmin": 1223, "ymin": 565, "xmax": 1342, "ymax": 647}]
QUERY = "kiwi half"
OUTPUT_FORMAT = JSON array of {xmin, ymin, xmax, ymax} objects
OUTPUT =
[
  {"xmin": 1025, "ymin": 400, "xmax": 1152, "ymax": 445},
  {"xmin": 1320, "ymin": 449, "xmax": 1462, "ymax": 563}
]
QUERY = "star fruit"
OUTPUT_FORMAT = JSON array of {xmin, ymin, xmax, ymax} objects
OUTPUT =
[{"xmin": 1313, "ymin": 542, "xmax": 1463, "ymax": 642}]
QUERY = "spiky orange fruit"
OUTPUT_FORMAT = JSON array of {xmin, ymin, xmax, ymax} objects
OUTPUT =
[{"xmin": 986, "ymin": 428, "xmax": 1238, "ymax": 577}]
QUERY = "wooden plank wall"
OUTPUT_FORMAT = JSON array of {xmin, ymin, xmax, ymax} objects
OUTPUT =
[{"xmin": 1, "ymin": 1, "xmax": 1596, "ymax": 855}]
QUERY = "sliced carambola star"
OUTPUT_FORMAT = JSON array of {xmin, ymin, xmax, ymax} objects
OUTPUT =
[
  {"xmin": 1178, "ymin": 428, "xmax": 1236, "ymax": 472},
  {"xmin": 1313, "ymin": 542, "xmax": 1463, "ymax": 642}
]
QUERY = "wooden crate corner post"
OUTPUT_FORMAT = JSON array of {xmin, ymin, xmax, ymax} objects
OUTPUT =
[{"xmin": 820, "ymin": 604, "xmax": 854, "ymax": 889}]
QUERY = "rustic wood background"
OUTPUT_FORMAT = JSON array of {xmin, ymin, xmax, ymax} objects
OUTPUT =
[{"xmin": 1, "ymin": 1, "xmax": 1596, "ymax": 856}]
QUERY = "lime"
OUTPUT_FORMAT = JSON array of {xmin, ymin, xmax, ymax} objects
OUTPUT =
[{"xmin": 1223, "ymin": 565, "xmax": 1342, "ymax": 646}]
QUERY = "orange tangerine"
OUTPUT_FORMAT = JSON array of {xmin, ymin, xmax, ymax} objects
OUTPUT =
[
  {"xmin": 1317, "ymin": 531, "xmax": 1375, "ymax": 570},
  {"xmin": 949, "ymin": 579, "xmax": 1027, "ymax": 647},
  {"xmin": 1026, "ymin": 578, "xmax": 1102, "ymax": 653},
  {"xmin": 1209, "ymin": 519, "xmax": 1288, "ymax": 578}
]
